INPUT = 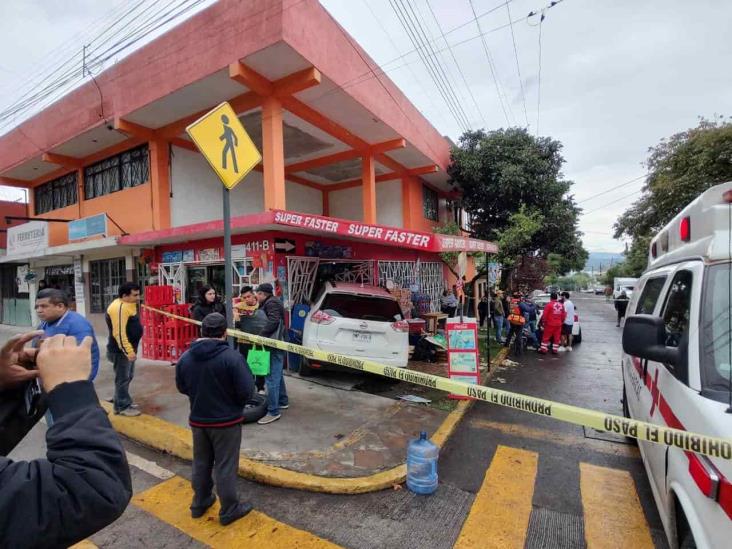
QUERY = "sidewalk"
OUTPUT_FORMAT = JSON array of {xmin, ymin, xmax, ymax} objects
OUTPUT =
[{"xmin": 1, "ymin": 324, "xmax": 449, "ymax": 481}]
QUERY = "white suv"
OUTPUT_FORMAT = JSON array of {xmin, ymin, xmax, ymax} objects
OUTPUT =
[
  {"xmin": 621, "ymin": 182, "xmax": 732, "ymax": 548},
  {"xmin": 300, "ymin": 282, "xmax": 409, "ymax": 376}
]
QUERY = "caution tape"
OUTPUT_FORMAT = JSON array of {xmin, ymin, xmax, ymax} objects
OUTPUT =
[{"xmin": 143, "ymin": 304, "xmax": 732, "ymax": 462}]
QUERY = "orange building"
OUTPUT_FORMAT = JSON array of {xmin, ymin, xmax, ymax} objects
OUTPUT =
[{"xmin": 0, "ymin": 0, "xmax": 494, "ymax": 328}]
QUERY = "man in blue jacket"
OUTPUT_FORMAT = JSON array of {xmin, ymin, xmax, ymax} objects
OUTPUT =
[
  {"xmin": 175, "ymin": 313, "xmax": 255, "ymax": 526},
  {"xmin": 35, "ymin": 288, "xmax": 100, "ymax": 380}
]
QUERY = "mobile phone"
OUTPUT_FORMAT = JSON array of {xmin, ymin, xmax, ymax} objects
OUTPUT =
[{"xmin": 24, "ymin": 378, "xmax": 43, "ymax": 416}]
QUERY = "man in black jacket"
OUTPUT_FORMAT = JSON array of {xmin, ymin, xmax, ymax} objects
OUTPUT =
[
  {"xmin": 255, "ymin": 283, "xmax": 289, "ymax": 425},
  {"xmin": 175, "ymin": 313, "xmax": 255, "ymax": 526},
  {"xmin": 0, "ymin": 332, "xmax": 132, "ymax": 548}
]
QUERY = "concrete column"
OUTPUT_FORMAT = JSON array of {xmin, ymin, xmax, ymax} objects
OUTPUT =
[
  {"xmin": 261, "ymin": 97, "xmax": 286, "ymax": 211},
  {"xmin": 362, "ymin": 155, "xmax": 376, "ymax": 224},
  {"xmin": 149, "ymin": 140, "xmax": 171, "ymax": 230}
]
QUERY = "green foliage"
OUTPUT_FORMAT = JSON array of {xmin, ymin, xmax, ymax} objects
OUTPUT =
[
  {"xmin": 448, "ymin": 128, "xmax": 587, "ymax": 278},
  {"xmin": 615, "ymin": 116, "xmax": 732, "ymax": 243},
  {"xmin": 495, "ymin": 206, "xmax": 543, "ymax": 267},
  {"xmin": 433, "ymin": 222, "xmax": 461, "ymax": 274}
]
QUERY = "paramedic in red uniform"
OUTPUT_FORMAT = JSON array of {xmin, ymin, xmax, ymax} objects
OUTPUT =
[{"xmin": 539, "ymin": 292, "xmax": 566, "ymax": 354}]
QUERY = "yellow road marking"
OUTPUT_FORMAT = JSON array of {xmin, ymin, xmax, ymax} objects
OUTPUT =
[
  {"xmin": 580, "ymin": 463, "xmax": 654, "ymax": 549},
  {"xmin": 133, "ymin": 476, "xmax": 340, "ymax": 548},
  {"xmin": 470, "ymin": 418, "xmax": 640, "ymax": 458},
  {"xmin": 68, "ymin": 541, "xmax": 97, "ymax": 548},
  {"xmin": 454, "ymin": 445, "xmax": 538, "ymax": 549}
]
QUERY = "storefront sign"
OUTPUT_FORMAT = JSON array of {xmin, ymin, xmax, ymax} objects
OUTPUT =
[
  {"xmin": 304, "ymin": 240, "xmax": 352, "ymax": 259},
  {"xmin": 45, "ymin": 265, "xmax": 74, "ymax": 276},
  {"xmin": 68, "ymin": 214, "xmax": 107, "ymax": 241},
  {"xmin": 198, "ymin": 248, "xmax": 220, "ymax": 261},
  {"xmin": 161, "ymin": 250, "xmax": 183, "ymax": 263},
  {"xmin": 73, "ymin": 258, "xmax": 86, "ymax": 315},
  {"xmin": 7, "ymin": 221, "xmax": 48, "ymax": 256},
  {"xmin": 272, "ymin": 211, "xmax": 498, "ymax": 254},
  {"xmin": 446, "ymin": 318, "xmax": 480, "ymax": 398}
]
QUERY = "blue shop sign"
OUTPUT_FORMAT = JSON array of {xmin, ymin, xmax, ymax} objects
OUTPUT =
[{"xmin": 68, "ymin": 214, "xmax": 108, "ymax": 240}]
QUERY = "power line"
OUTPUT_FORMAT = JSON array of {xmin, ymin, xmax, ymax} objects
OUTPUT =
[
  {"xmin": 577, "ymin": 174, "xmax": 648, "ymax": 204},
  {"xmin": 389, "ymin": 0, "xmax": 471, "ymax": 131},
  {"xmin": 505, "ymin": 1, "xmax": 529, "ymax": 128},
  {"xmin": 468, "ymin": 0, "xmax": 512, "ymax": 126},
  {"xmin": 425, "ymin": 0, "xmax": 488, "ymax": 127},
  {"xmin": 535, "ymin": 9, "xmax": 545, "ymax": 135},
  {"xmin": 361, "ymin": 0, "xmax": 452, "ymax": 130},
  {"xmin": 582, "ymin": 189, "xmax": 644, "ymax": 215}
]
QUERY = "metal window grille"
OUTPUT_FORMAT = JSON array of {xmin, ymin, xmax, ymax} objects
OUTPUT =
[
  {"xmin": 377, "ymin": 260, "xmax": 443, "ymax": 312},
  {"xmin": 84, "ymin": 144, "xmax": 149, "ymax": 199},
  {"xmin": 34, "ymin": 172, "xmax": 78, "ymax": 214},
  {"xmin": 90, "ymin": 258, "xmax": 126, "ymax": 313},
  {"xmin": 423, "ymin": 185, "xmax": 439, "ymax": 221}
]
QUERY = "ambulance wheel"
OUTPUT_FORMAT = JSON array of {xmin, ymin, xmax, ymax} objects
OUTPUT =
[{"xmin": 242, "ymin": 393, "xmax": 267, "ymax": 424}]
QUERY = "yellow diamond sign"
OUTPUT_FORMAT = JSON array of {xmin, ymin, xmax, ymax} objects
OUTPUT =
[{"xmin": 185, "ymin": 101, "xmax": 261, "ymax": 190}]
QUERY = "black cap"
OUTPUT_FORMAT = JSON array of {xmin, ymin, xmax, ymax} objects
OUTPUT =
[
  {"xmin": 257, "ymin": 283, "xmax": 274, "ymax": 295},
  {"xmin": 201, "ymin": 312, "xmax": 227, "ymax": 338}
]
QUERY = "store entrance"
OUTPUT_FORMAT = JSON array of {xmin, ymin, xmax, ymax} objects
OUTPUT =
[{"xmin": 186, "ymin": 264, "xmax": 225, "ymax": 303}]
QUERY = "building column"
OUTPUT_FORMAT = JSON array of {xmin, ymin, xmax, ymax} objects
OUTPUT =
[
  {"xmin": 401, "ymin": 175, "xmax": 417, "ymax": 229},
  {"xmin": 322, "ymin": 190, "xmax": 330, "ymax": 216},
  {"xmin": 262, "ymin": 97, "xmax": 286, "ymax": 211},
  {"xmin": 149, "ymin": 140, "xmax": 171, "ymax": 230},
  {"xmin": 362, "ymin": 155, "xmax": 376, "ymax": 224}
]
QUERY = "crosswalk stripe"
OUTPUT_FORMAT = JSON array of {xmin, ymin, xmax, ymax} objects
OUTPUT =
[
  {"xmin": 133, "ymin": 475, "xmax": 340, "ymax": 548},
  {"xmin": 454, "ymin": 445, "xmax": 539, "ymax": 549},
  {"xmin": 580, "ymin": 463, "xmax": 654, "ymax": 549}
]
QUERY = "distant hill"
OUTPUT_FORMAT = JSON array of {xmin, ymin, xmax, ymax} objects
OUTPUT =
[{"xmin": 584, "ymin": 252, "xmax": 624, "ymax": 272}]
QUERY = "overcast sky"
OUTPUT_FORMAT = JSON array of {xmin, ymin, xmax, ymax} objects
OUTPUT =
[{"xmin": 2, "ymin": 1, "xmax": 731, "ymax": 253}]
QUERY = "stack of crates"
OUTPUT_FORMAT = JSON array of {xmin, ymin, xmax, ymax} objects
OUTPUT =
[{"xmin": 140, "ymin": 286, "xmax": 197, "ymax": 362}]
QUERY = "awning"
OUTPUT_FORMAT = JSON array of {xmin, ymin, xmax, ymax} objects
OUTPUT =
[
  {"xmin": 0, "ymin": 236, "xmax": 122, "ymax": 263},
  {"xmin": 120, "ymin": 210, "xmax": 498, "ymax": 254}
]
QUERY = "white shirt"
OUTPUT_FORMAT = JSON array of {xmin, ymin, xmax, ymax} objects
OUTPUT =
[{"xmin": 563, "ymin": 300, "xmax": 575, "ymax": 325}]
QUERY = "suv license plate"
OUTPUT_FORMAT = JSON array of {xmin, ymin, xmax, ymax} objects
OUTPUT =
[{"xmin": 353, "ymin": 332, "xmax": 372, "ymax": 343}]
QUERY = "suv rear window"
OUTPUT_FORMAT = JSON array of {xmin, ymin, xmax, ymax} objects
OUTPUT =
[{"xmin": 321, "ymin": 293, "xmax": 403, "ymax": 322}]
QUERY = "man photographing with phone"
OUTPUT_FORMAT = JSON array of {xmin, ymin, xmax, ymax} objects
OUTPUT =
[{"xmin": 0, "ymin": 332, "xmax": 132, "ymax": 548}]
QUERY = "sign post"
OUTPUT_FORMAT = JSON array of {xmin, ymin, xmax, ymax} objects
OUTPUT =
[{"xmin": 186, "ymin": 101, "xmax": 262, "ymax": 335}]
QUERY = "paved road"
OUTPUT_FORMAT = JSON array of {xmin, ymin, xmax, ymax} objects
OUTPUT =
[{"xmin": 4, "ymin": 294, "xmax": 668, "ymax": 548}]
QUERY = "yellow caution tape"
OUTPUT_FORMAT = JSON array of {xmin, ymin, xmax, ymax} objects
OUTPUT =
[{"xmin": 143, "ymin": 305, "xmax": 732, "ymax": 461}]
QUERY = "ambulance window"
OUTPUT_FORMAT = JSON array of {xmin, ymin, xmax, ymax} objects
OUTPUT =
[
  {"xmin": 700, "ymin": 264, "xmax": 732, "ymax": 403},
  {"xmin": 635, "ymin": 277, "xmax": 667, "ymax": 315},
  {"xmin": 661, "ymin": 270, "xmax": 692, "ymax": 380}
]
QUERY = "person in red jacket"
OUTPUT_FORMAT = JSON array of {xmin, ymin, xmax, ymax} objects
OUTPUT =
[{"xmin": 538, "ymin": 292, "xmax": 566, "ymax": 354}]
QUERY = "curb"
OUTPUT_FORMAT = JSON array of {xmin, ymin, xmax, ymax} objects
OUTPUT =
[{"xmin": 105, "ymin": 347, "xmax": 509, "ymax": 494}]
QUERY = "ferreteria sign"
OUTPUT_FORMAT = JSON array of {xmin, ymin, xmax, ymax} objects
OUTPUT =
[
  {"xmin": 271, "ymin": 210, "xmax": 497, "ymax": 254},
  {"xmin": 7, "ymin": 221, "xmax": 48, "ymax": 256}
]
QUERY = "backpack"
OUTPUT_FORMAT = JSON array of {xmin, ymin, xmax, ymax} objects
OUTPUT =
[{"xmin": 507, "ymin": 302, "xmax": 526, "ymax": 326}]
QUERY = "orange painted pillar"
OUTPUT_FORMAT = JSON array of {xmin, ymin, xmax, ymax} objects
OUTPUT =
[
  {"xmin": 262, "ymin": 97, "xmax": 286, "ymax": 211},
  {"xmin": 322, "ymin": 190, "xmax": 330, "ymax": 216},
  {"xmin": 149, "ymin": 140, "xmax": 171, "ymax": 230},
  {"xmin": 401, "ymin": 175, "xmax": 417, "ymax": 229},
  {"xmin": 362, "ymin": 155, "xmax": 376, "ymax": 224}
]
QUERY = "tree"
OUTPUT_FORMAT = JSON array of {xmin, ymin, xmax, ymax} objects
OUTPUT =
[
  {"xmin": 614, "ymin": 116, "xmax": 732, "ymax": 274},
  {"xmin": 448, "ymin": 128, "xmax": 587, "ymax": 287}
]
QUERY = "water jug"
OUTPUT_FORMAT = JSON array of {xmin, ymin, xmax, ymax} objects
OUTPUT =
[{"xmin": 406, "ymin": 431, "xmax": 439, "ymax": 495}]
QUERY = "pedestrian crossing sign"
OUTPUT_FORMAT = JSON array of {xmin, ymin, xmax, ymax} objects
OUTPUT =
[{"xmin": 185, "ymin": 101, "xmax": 261, "ymax": 190}]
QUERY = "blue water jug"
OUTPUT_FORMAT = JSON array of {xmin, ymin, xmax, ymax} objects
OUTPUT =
[{"xmin": 406, "ymin": 431, "xmax": 439, "ymax": 495}]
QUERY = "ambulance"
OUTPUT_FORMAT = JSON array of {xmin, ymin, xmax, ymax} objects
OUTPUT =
[{"xmin": 621, "ymin": 182, "xmax": 732, "ymax": 547}]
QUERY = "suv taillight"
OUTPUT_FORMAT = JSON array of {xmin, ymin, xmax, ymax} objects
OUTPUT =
[
  {"xmin": 311, "ymin": 310, "xmax": 334, "ymax": 325},
  {"xmin": 391, "ymin": 320, "xmax": 409, "ymax": 332}
]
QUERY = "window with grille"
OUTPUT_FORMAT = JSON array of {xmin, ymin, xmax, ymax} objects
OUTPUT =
[
  {"xmin": 34, "ymin": 172, "xmax": 78, "ymax": 214},
  {"xmin": 84, "ymin": 145, "xmax": 149, "ymax": 199},
  {"xmin": 90, "ymin": 258, "xmax": 127, "ymax": 313},
  {"xmin": 423, "ymin": 185, "xmax": 439, "ymax": 221}
]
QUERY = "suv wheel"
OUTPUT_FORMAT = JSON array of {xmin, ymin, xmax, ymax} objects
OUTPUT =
[{"xmin": 299, "ymin": 357, "xmax": 315, "ymax": 377}]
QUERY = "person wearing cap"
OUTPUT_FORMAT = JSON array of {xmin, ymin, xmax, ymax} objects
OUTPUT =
[
  {"xmin": 175, "ymin": 313, "xmax": 255, "ymax": 526},
  {"xmin": 255, "ymin": 282, "xmax": 289, "ymax": 425}
]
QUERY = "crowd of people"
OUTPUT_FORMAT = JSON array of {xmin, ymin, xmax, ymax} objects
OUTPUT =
[{"xmin": 478, "ymin": 290, "xmax": 577, "ymax": 354}]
